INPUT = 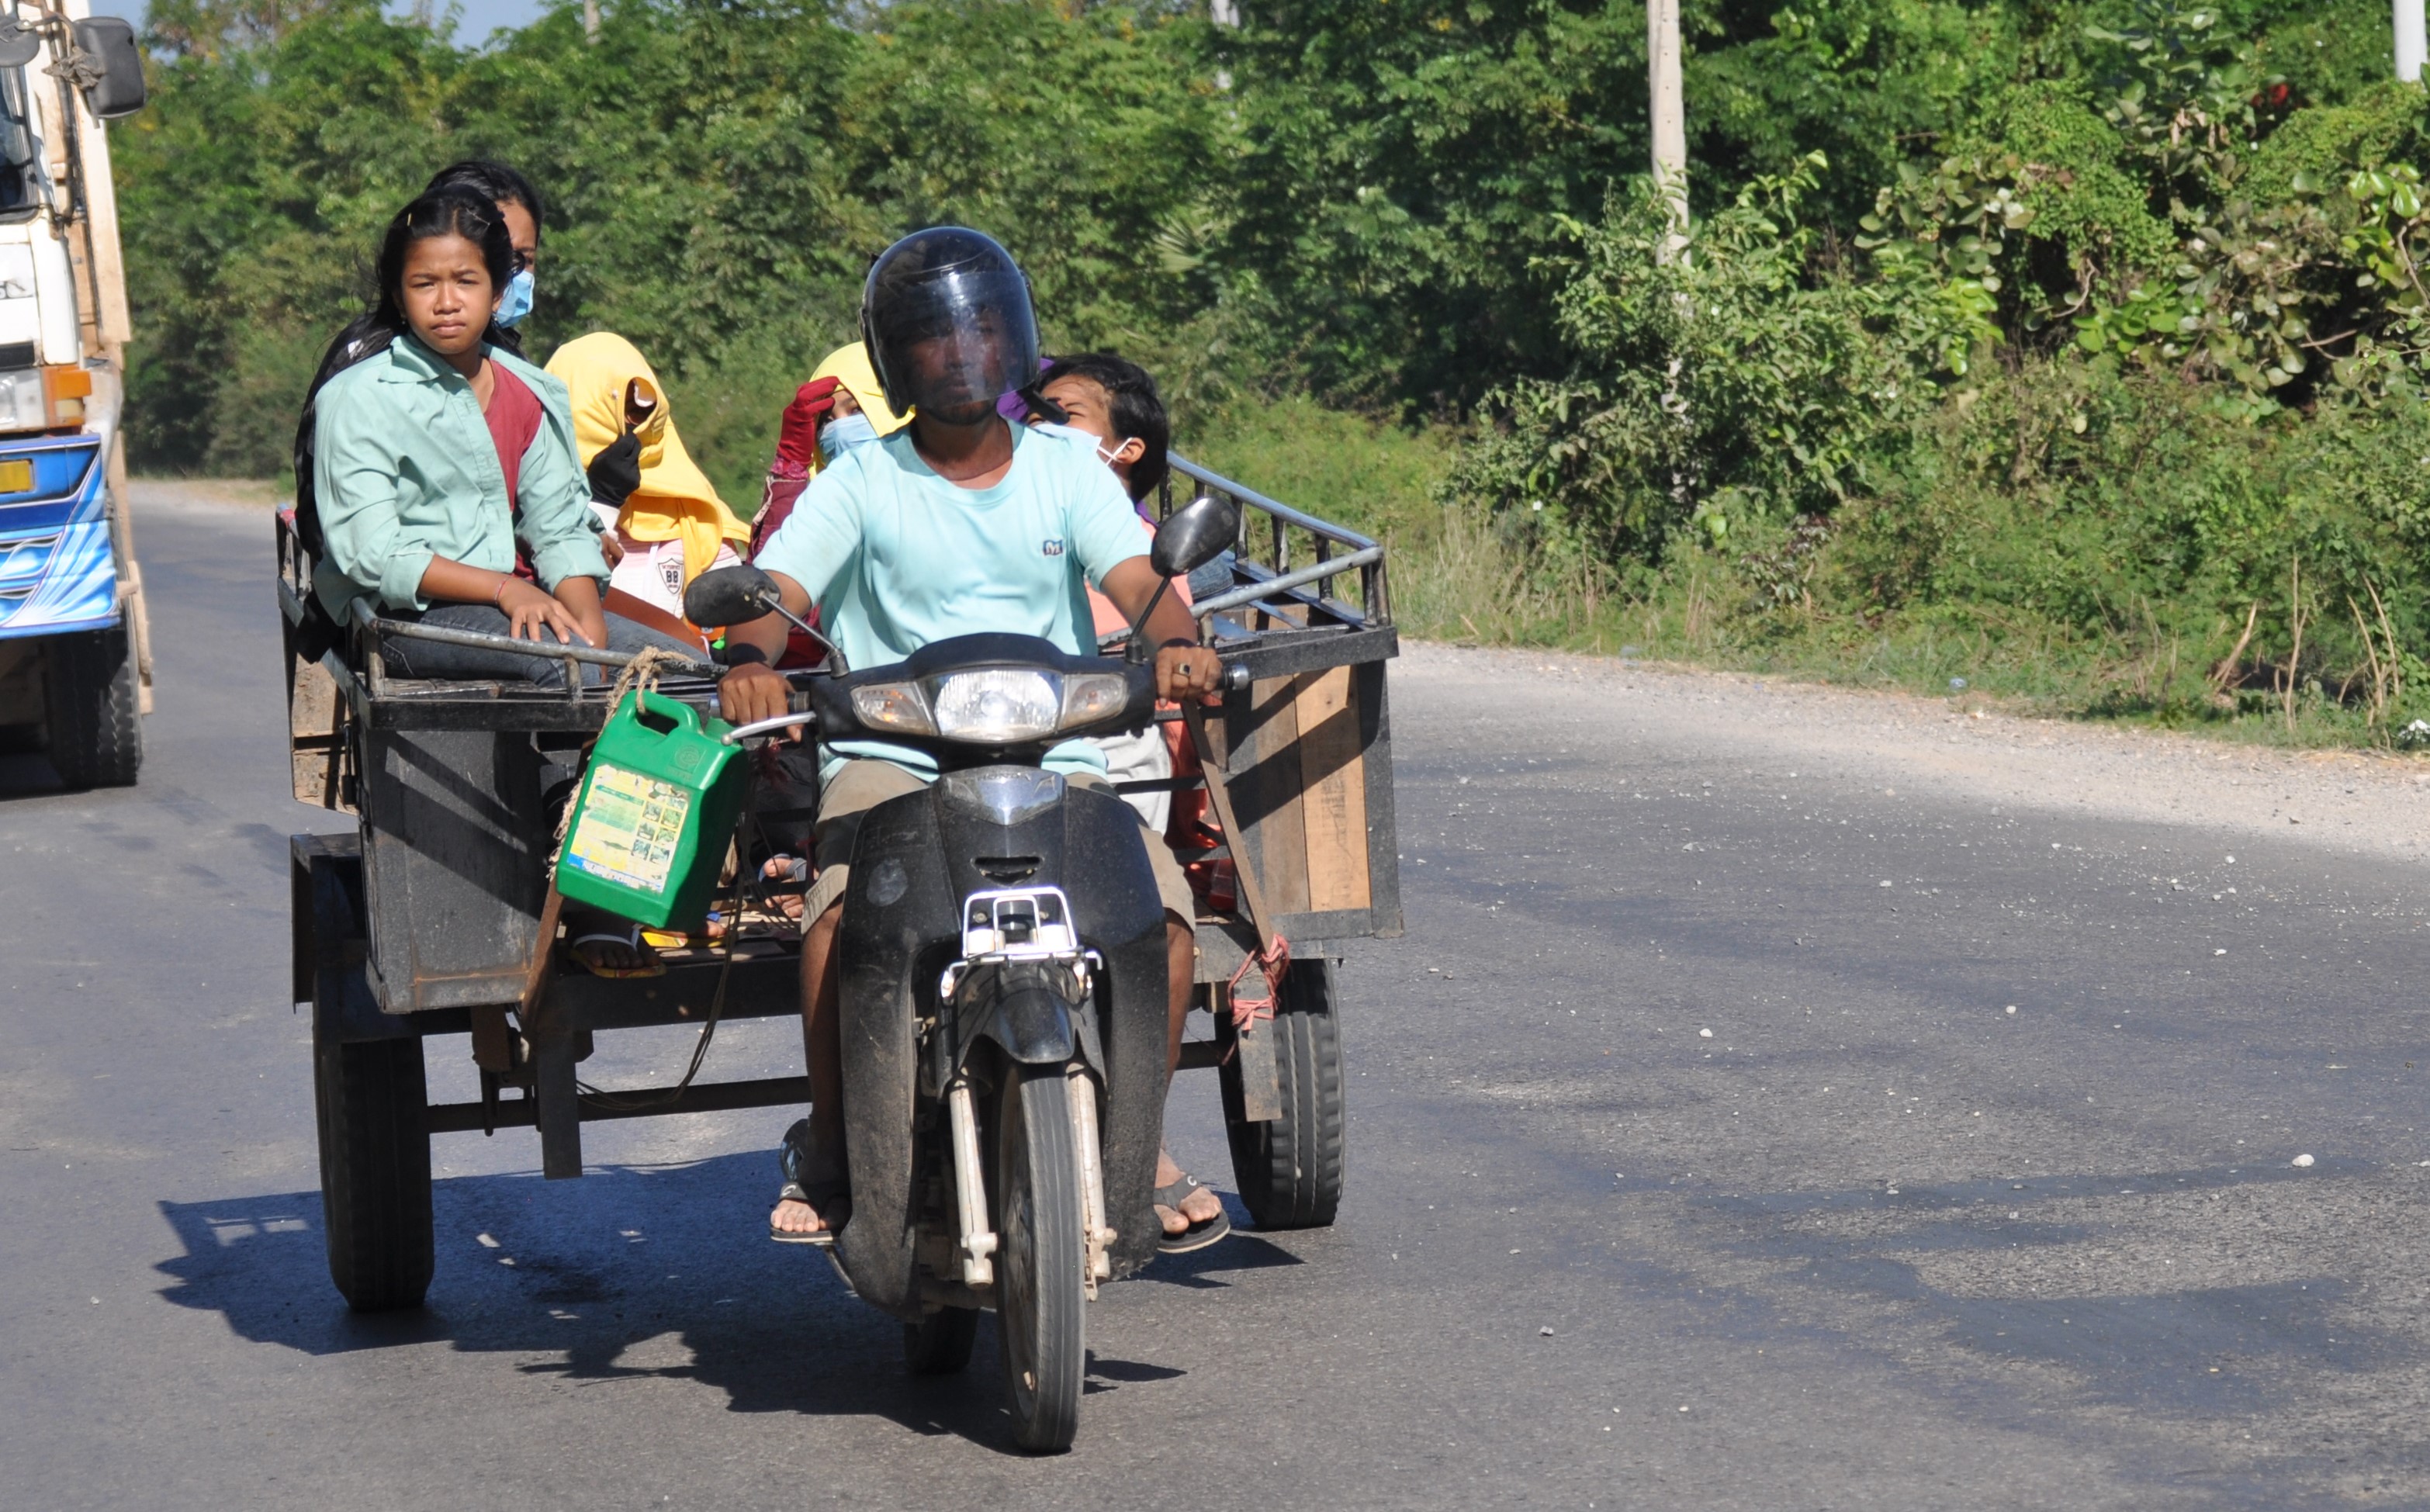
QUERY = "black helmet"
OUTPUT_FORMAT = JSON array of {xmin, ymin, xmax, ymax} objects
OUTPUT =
[{"xmin": 860, "ymin": 227, "xmax": 1039, "ymax": 425}]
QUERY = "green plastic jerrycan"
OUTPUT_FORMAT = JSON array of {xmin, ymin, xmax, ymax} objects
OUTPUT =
[{"xmin": 555, "ymin": 688, "xmax": 747, "ymax": 931}]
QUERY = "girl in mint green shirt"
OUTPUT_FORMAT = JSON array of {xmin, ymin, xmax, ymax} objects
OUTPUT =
[{"xmin": 305, "ymin": 188, "xmax": 689, "ymax": 687}]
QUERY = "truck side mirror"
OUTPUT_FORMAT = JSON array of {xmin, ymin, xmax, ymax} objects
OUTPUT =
[{"xmin": 71, "ymin": 19, "xmax": 146, "ymax": 120}]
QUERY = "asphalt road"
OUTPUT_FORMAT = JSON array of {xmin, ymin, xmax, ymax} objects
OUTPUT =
[{"xmin": 4, "ymin": 491, "xmax": 2428, "ymax": 1510}]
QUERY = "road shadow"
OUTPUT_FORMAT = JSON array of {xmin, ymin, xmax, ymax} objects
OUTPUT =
[
  {"xmin": 153, "ymin": 1150, "xmax": 1205, "ymax": 1453},
  {"xmin": 0, "ymin": 749, "xmax": 67, "ymax": 800},
  {"xmin": 1698, "ymin": 1161, "xmax": 2420, "ymax": 1417}
]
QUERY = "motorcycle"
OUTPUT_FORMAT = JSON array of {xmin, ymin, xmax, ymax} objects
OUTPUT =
[{"xmin": 683, "ymin": 494, "xmax": 1240, "ymax": 1451}]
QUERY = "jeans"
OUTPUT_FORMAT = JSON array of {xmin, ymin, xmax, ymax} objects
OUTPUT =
[
  {"xmin": 379, "ymin": 602, "xmax": 701, "ymax": 688},
  {"xmin": 1186, "ymin": 550, "xmax": 1237, "ymax": 604}
]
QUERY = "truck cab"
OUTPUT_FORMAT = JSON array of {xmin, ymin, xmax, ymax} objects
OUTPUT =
[{"xmin": 0, "ymin": 3, "xmax": 146, "ymax": 787}]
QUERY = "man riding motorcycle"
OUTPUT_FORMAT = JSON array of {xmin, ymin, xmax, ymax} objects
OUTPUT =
[{"xmin": 715, "ymin": 227, "xmax": 1226, "ymax": 1247}]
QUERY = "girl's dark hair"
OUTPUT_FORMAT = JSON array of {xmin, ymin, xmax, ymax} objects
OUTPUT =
[
  {"xmin": 1035, "ymin": 352, "xmax": 1170, "ymax": 503},
  {"xmin": 292, "ymin": 188, "xmax": 517, "ymax": 559},
  {"xmin": 424, "ymin": 159, "xmax": 545, "ymax": 238}
]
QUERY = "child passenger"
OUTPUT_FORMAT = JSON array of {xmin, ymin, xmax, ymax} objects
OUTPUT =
[{"xmin": 306, "ymin": 188, "xmax": 698, "ymax": 686}]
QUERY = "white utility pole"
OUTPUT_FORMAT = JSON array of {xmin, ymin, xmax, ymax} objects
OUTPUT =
[
  {"xmin": 2401, "ymin": 0, "xmax": 2425, "ymax": 82},
  {"xmin": 583, "ymin": 0, "xmax": 602, "ymax": 43},
  {"xmin": 1648, "ymin": 0, "xmax": 1688, "ymax": 262}
]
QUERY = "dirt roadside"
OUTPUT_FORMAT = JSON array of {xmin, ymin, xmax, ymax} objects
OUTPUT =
[{"xmin": 1398, "ymin": 642, "xmax": 2430, "ymax": 866}]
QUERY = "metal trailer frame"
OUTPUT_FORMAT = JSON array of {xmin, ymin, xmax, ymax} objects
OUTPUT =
[{"xmin": 282, "ymin": 450, "xmax": 1399, "ymax": 1192}]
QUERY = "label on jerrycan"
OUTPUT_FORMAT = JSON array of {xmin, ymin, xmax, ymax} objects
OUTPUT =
[
  {"xmin": 564, "ymin": 764, "xmax": 694, "ymax": 894},
  {"xmin": 552, "ymin": 687, "xmax": 746, "ymax": 930}
]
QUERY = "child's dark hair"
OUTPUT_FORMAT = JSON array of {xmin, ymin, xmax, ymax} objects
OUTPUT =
[
  {"xmin": 1034, "ymin": 352, "xmax": 1169, "ymax": 503},
  {"xmin": 292, "ymin": 189, "xmax": 516, "ymax": 557},
  {"xmin": 424, "ymin": 159, "xmax": 545, "ymax": 240}
]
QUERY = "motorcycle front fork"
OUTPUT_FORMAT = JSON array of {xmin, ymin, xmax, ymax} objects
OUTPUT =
[{"xmin": 945, "ymin": 1064, "xmax": 1115, "ymax": 1299}]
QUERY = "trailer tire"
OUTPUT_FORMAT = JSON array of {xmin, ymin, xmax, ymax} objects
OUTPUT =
[
  {"xmin": 43, "ymin": 627, "xmax": 140, "ymax": 788},
  {"xmin": 313, "ymin": 1033, "xmax": 434, "ymax": 1312},
  {"xmin": 1221, "ymin": 957, "xmax": 1346, "ymax": 1230}
]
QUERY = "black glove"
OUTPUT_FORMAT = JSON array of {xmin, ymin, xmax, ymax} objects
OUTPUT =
[{"xmin": 587, "ymin": 432, "xmax": 643, "ymax": 509}]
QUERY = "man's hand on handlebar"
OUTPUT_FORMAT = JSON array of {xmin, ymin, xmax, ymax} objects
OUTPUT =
[
  {"xmin": 498, "ymin": 577, "xmax": 594, "ymax": 647},
  {"xmin": 719, "ymin": 661, "xmax": 803, "ymax": 742},
  {"xmin": 1154, "ymin": 641, "xmax": 1224, "ymax": 703}
]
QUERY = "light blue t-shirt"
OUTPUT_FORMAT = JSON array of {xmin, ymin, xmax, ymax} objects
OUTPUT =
[{"xmin": 754, "ymin": 421, "xmax": 1150, "ymax": 778}]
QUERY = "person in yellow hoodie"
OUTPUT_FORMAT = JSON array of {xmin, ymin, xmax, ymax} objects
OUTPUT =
[{"xmin": 547, "ymin": 332, "xmax": 751, "ymax": 648}]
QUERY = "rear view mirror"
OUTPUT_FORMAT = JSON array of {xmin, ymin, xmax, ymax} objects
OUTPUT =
[
  {"xmin": 0, "ymin": 18, "xmax": 37, "ymax": 68},
  {"xmin": 71, "ymin": 19, "xmax": 145, "ymax": 120},
  {"xmin": 1151, "ymin": 493, "xmax": 1238, "ymax": 579},
  {"xmin": 683, "ymin": 564, "xmax": 780, "ymax": 628}
]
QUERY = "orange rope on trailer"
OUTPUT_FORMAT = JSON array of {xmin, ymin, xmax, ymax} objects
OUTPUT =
[{"xmin": 1224, "ymin": 933, "xmax": 1289, "ymax": 1051}]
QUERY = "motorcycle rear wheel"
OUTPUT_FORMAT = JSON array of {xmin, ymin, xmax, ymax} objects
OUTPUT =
[
  {"xmin": 902, "ymin": 1306, "xmax": 979, "ymax": 1375},
  {"xmin": 993, "ymin": 1064, "xmax": 1085, "ymax": 1452}
]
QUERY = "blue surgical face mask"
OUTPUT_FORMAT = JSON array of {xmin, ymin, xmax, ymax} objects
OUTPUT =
[
  {"xmin": 1032, "ymin": 419, "xmax": 1116, "ymax": 465},
  {"xmin": 494, "ymin": 268, "xmax": 535, "ymax": 328},
  {"xmin": 820, "ymin": 410, "xmax": 880, "ymax": 462}
]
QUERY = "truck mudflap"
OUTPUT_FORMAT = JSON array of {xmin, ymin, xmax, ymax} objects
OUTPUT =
[{"xmin": 0, "ymin": 434, "xmax": 114, "ymax": 639}]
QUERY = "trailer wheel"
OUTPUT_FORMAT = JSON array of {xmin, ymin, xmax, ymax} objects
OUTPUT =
[
  {"xmin": 313, "ymin": 1031, "xmax": 434, "ymax": 1311},
  {"xmin": 43, "ymin": 627, "xmax": 140, "ymax": 788},
  {"xmin": 902, "ymin": 1306, "xmax": 980, "ymax": 1375},
  {"xmin": 1221, "ymin": 957, "xmax": 1346, "ymax": 1230}
]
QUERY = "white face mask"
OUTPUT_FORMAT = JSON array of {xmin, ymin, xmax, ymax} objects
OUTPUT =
[{"xmin": 1030, "ymin": 419, "xmax": 1117, "ymax": 467}]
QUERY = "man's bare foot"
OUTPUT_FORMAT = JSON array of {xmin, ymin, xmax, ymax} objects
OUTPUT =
[
  {"xmin": 771, "ymin": 1195, "xmax": 829, "ymax": 1237},
  {"xmin": 1153, "ymin": 1144, "xmax": 1224, "ymax": 1236},
  {"xmin": 762, "ymin": 856, "xmax": 809, "ymax": 922},
  {"xmin": 771, "ymin": 1117, "xmax": 848, "ymax": 1244}
]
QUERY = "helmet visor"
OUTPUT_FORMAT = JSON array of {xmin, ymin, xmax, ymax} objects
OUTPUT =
[{"xmin": 864, "ymin": 230, "xmax": 1040, "ymax": 423}]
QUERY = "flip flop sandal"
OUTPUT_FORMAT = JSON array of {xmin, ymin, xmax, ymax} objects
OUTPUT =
[
  {"xmin": 640, "ymin": 912, "xmax": 725, "ymax": 952},
  {"xmin": 770, "ymin": 1180, "xmax": 850, "ymax": 1247},
  {"xmin": 1154, "ymin": 1175, "xmax": 1233, "ymax": 1254},
  {"xmin": 771, "ymin": 1117, "xmax": 850, "ymax": 1247},
  {"xmin": 567, "ymin": 925, "xmax": 664, "ymax": 979}
]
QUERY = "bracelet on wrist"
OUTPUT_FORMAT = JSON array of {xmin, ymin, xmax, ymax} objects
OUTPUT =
[
  {"xmin": 493, "ymin": 576, "xmax": 511, "ymax": 607},
  {"xmin": 722, "ymin": 644, "xmax": 771, "ymax": 670}
]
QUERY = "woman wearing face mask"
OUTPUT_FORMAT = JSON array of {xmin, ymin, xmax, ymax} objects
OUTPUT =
[
  {"xmin": 749, "ymin": 341, "xmax": 908, "ymax": 558},
  {"xmin": 545, "ymin": 331, "xmax": 751, "ymax": 645},
  {"xmin": 424, "ymin": 160, "xmax": 544, "ymax": 347}
]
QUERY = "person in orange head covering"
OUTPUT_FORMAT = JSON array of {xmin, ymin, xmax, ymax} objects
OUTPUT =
[{"xmin": 546, "ymin": 332, "xmax": 750, "ymax": 645}]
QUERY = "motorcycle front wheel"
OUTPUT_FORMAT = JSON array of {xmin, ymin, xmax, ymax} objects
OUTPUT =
[{"xmin": 993, "ymin": 1062, "xmax": 1085, "ymax": 1452}]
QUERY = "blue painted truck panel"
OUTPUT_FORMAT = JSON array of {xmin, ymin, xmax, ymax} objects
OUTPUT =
[{"xmin": 0, "ymin": 436, "xmax": 114, "ymax": 639}]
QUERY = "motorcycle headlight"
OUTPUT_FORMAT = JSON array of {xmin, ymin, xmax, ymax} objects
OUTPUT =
[
  {"xmin": 929, "ymin": 669, "xmax": 1063, "ymax": 742},
  {"xmin": 1058, "ymin": 672, "xmax": 1130, "ymax": 728},
  {"xmin": 850, "ymin": 681, "xmax": 935, "ymax": 735}
]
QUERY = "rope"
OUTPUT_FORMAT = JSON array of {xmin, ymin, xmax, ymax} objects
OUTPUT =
[
  {"xmin": 604, "ymin": 642, "xmax": 687, "ymax": 707},
  {"xmin": 1222, "ymin": 932, "xmax": 1289, "ymax": 1060},
  {"xmin": 550, "ymin": 644, "xmax": 693, "ymax": 856}
]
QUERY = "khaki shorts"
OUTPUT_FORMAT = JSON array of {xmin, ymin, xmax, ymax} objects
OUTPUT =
[{"xmin": 801, "ymin": 759, "xmax": 1195, "ymax": 928}]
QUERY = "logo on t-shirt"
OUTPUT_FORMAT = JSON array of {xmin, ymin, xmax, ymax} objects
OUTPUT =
[{"xmin": 1041, "ymin": 538, "xmax": 1065, "ymax": 557}]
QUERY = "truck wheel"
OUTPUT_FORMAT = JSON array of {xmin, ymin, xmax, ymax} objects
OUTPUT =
[
  {"xmin": 313, "ymin": 1032, "xmax": 434, "ymax": 1311},
  {"xmin": 993, "ymin": 1064, "xmax": 1084, "ymax": 1452},
  {"xmin": 43, "ymin": 628, "xmax": 140, "ymax": 788},
  {"xmin": 902, "ymin": 1306, "xmax": 979, "ymax": 1375},
  {"xmin": 1221, "ymin": 957, "xmax": 1346, "ymax": 1230}
]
